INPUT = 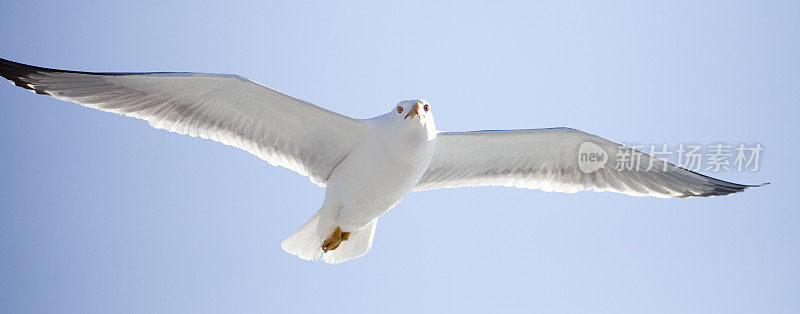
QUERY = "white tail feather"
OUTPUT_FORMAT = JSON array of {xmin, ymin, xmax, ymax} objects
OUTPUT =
[
  {"xmin": 322, "ymin": 218, "xmax": 378, "ymax": 264},
  {"xmin": 281, "ymin": 211, "xmax": 378, "ymax": 264},
  {"xmin": 281, "ymin": 211, "xmax": 327, "ymax": 261}
]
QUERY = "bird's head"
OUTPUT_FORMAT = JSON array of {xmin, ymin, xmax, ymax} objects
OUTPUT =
[
  {"xmin": 388, "ymin": 99, "xmax": 437, "ymax": 140},
  {"xmin": 391, "ymin": 99, "xmax": 435, "ymax": 126}
]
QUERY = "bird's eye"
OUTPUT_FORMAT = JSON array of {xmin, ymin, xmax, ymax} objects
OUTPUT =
[
  {"xmin": 423, "ymin": 104, "xmax": 429, "ymax": 112},
  {"xmin": 397, "ymin": 106, "xmax": 403, "ymax": 113}
]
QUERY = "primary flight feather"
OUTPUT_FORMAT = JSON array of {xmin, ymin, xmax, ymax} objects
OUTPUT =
[{"xmin": 0, "ymin": 58, "xmax": 765, "ymax": 263}]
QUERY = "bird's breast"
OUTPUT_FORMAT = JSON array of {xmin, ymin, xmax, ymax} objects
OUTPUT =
[{"xmin": 325, "ymin": 136, "xmax": 436, "ymax": 226}]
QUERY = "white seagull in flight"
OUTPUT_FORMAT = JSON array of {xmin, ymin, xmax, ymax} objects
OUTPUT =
[{"xmin": 0, "ymin": 58, "xmax": 765, "ymax": 263}]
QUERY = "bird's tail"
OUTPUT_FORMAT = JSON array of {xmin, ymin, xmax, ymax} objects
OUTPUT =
[{"xmin": 281, "ymin": 211, "xmax": 378, "ymax": 264}]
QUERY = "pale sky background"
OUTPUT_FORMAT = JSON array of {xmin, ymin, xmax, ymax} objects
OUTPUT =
[{"xmin": 0, "ymin": 1, "xmax": 797, "ymax": 313}]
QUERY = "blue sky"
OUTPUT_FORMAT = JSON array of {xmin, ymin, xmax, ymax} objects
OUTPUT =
[{"xmin": 0, "ymin": 1, "xmax": 797, "ymax": 313}]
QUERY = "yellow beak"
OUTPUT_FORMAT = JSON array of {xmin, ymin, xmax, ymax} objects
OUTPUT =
[{"xmin": 404, "ymin": 102, "xmax": 421, "ymax": 120}]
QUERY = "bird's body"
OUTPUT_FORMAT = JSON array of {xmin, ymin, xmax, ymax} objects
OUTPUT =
[
  {"xmin": 282, "ymin": 101, "xmax": 438, "ymax": 262},
  {"xmin": 0, "ymin": 58, "xmax": 766, "ymax": 264},
  {"xmin": 329, "ymin": 111, "xmax": 436, "ymax": 231}
]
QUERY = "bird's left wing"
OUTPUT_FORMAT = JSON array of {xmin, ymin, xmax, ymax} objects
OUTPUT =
[
  {"xmin": 0, "ymin": 58, "xmax": 366, "ymax": 187},
  {"xmin": 415, "ymin": 128, "xmax": 764, "ymax": 198}
]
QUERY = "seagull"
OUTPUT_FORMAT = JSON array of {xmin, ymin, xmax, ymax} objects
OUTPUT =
[{"xmin": 0, "ymin": 58, "xmax": 765, "ymax": 263}]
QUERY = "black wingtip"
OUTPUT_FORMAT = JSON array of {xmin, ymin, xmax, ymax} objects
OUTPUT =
[
  {"xmin": 0, "ymin": 57, "xmax": 110, "ymax": 96},
  {"xmin": 0, "ymin": 57, "xmax": 101, "ymax": 76},
  {"xmin": 0, "ymin": 58, "xmax": 45, "ymax": 94},
  {"xmin": 1, "ymin": 57, "xmax": 202, "ymax": 78},
  {"xmin": 675, "ymin": 181, "xmax": 767, "ymax": 198},
  {"xmin": 740, "ymin": 182, "xmax": 769, "ymax": 190}
]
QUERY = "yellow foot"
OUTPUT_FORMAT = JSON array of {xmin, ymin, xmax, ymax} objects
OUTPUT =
[{"xmin": 322, "ymin": 227, "xmax": 351, "ymax": 253}]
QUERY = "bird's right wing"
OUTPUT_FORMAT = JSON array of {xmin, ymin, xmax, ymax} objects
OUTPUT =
[
  {"xmin": 0, "ymin": 58, "xmax": 366, "ymax": 186},
  {"xmin": 416, "ymin": 128, "xmax": 764, "ymax": 197}
]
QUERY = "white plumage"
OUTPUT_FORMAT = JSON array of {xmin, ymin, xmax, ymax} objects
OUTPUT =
[
  {"xmin": 417, "ymin": 128, "xmax": 755, "ymax": 198},
  {"xmin": 0, "ymin": 58, "xmax": 765, "ymax": 264}
]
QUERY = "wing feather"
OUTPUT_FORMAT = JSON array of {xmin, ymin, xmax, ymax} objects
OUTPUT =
[
  {"xmin": 0, "ymin": 58, "xmax": 366, "ymax": 186},
  {"xmin": 416, "ymin": 128, "xmax": 764, "ymax": 197}
]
